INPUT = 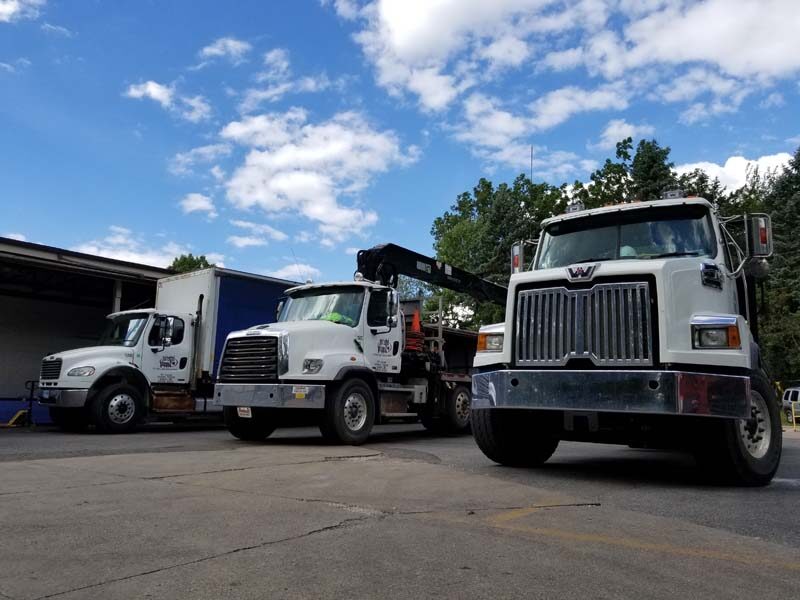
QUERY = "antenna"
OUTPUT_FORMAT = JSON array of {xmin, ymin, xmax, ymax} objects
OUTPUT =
[
  {"xmin": 289, "ymin": 247, "xmax": 306, "ymax": 282},
  {"xmin": 530, "ymin": 145, "xmax": 533, "ymax": 182}
]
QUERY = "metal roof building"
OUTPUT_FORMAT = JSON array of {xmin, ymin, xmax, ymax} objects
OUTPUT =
[{"xmin": 0, "ymin": 236, "xmax": 171, "ymax": 420}]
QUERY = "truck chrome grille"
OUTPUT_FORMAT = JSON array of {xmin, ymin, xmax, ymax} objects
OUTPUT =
[
  {"xmin": 516, "ymin": 282, "xmax": 653, "ymax": 367},
  {"xmin": 218, "ymin": 336, "xmax": 279, "ymax": 382},
  {"xmin": 40, "ymin": 359, "xmax": 62, "ymax": 380}
]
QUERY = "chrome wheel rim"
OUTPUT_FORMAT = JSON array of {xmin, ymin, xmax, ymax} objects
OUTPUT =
[
  {"xmin": 343, "ymin": 392, "xmax": 368, "ymax": 431},
  {"xmin": 108, "ymin": 393, "xmax": 136, "ymax": 425},
  {"xmin": 739, "ymin": 391, "xmax": 771, "ymax": 460},
  {"xmin": 454, "ymin": 390, "xmax": 471, "ymax": 425}
]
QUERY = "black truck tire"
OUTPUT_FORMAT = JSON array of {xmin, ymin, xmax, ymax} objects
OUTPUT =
[
  {"xmin": 471, "ymin": 408, "xmax": 559, "ymax": 467},
  {"xmin": 90, "ymin": 383, "xmax": 144, "ymax": 434},
  {"xmin": 444, "ymin": 385, "xmax": 472, "ymax": 433},
  {"xmin": 49, "ymin": 407, "xmax": 88, "ymax": 432},
  {"xmin": 224, "ymin": 407, "xmax": 277, "ymax": 441},
  {"xmin": 694, "ymin": 374, "xmax": 782, "ymax": 487},
  {"xmin": 319, "ymin": 378, "xmax": 375, "ymax": 445}
]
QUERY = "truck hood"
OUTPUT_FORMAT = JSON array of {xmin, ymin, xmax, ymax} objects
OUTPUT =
[
  {"xmin": 227, "ymin": 320, "xmax": 365, "ymax": 380},
  {"xmin": 46, "ymin": 346, "xmax": 135, "ymax": 364}
]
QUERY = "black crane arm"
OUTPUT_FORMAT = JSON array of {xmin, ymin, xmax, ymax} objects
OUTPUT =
[{"xmin": 355, "ymin": 243, "xmax": 507, "ymax": 306}]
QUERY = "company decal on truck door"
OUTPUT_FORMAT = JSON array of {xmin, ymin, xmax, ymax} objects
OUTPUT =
[
  {"xmin": 377, "ymin": 338, "xmax": 391, "ymax": 354},
  {"xmin": 159, "ymin": 356, "xmax": 179, "ymax": 369}
]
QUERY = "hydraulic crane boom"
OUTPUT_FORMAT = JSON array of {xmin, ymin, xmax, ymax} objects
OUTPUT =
[{"xmin": 355, "ymin": 243, "xmax": 507, "ymax": 306}]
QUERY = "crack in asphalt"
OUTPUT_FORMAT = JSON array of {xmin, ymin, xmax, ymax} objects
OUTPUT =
[{"xmin": 30, "ymin": 516, "xmax": 370, "ymax": 600}]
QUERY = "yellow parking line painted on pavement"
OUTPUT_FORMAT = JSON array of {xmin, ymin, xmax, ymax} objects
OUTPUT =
[{"xmin": 485, "ymin": 507, "xmax": 800, "ymax": 572}]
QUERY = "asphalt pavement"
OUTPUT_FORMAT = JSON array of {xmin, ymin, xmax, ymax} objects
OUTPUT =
[{"xmin": 0, "ymin": 423, "xmax": 798, "ymax": 599}]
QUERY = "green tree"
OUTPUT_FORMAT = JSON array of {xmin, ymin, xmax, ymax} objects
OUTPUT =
[
  {"xmin": 630, "ymin": 139, "xmax": 675, "ymax": 201},
  {"xmin": 761, "ymin": 148, "xmax": 800, "ymax": 383},
  {"xmin": 169, "ymin": 253, "xmax": 214, "ymax": 273}
]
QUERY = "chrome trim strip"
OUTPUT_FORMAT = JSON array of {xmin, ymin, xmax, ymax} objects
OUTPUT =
[
  {"xmin": 216, "ymin": 383, "xmax": 325, "ymax": 410},
  {"xmin": 472, "ymin": 370, "xmax": 750, "ymax": 419}
]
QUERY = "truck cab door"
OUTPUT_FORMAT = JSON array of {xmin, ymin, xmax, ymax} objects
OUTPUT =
[
  {"xmin": 140, "ymin": 314, "xmax": 195, "ymax": 385},
  {"xmin": 362, "ymin": 289, "xmax": 403, "ymax": 374}
]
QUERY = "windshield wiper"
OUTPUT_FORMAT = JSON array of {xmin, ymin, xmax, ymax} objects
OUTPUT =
[
  {"xmin": 641, "ymin": 251, "xmax": 701, "ymax": 259},
  {"xmin": 570, "ymin": 257, "xmax": 615, "ymax": 264}
]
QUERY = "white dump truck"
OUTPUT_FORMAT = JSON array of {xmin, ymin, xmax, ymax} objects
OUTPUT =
[
  {"xmin": 471, "ymin": 194, "xmax": 781, "ymax": 486},
  {"xmin": 38, "ymin": 268, "xmax": 294, "ymax": 432},
  {"xmin": 216, "ymin": 244, "xmax": 506, "ymax": 444}
]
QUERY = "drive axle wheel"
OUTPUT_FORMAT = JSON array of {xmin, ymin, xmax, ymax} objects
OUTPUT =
[
  {"xmin": 445, "ymin": 385, "xmax": 472, "ymax": 433},
  {"xmin": 320, "ymin": 378, "xmax": 375, "ymax": 445}
]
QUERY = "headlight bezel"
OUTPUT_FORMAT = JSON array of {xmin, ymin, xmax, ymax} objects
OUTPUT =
[
  {"xmin": 302, "ymin": 358, "xmax": 324, "ymax": 374},
  {"xmin": 691, "ymin": 324, "xmax": 741, "ymax": 349},
  {"xmin": 477, "ymin": 333, "xmax": 504, "ymax": 353},
  {"xmin": 67, "ymin": 366, "xmax": 96, "ymax": 377}
]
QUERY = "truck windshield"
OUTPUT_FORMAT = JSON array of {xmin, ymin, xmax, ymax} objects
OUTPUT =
[
  {"xmin": 536, "ymin": 205, "xmax": 716, "ymax": 269},
  {"xmin": 279, "ymin": 287, "xmax": 364, "ymax": 327},
  {"xmin": 98, "ymin": 313, "xmax": 149, "ymax": 347}
]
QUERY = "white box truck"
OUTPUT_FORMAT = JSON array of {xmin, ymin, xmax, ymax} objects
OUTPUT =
[
  {"xmin": 38, "ymin": 268, "xmax": 295, "ymax": 432},
  {"xmin": 471, "ymin": 195, "xmax": 781, "ymax": 486}
]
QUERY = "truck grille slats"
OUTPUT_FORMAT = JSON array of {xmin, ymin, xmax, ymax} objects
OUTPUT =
[
  {"xmin": 516, "ymin": 282, "xmax": 653, "ymax": 367},
  {"xmin": 219, "ymin": 337, "xmax": 278, "ymax": 382},
  {"xmin": 40, "ymin": 359, "xmax": 62, "ymax": 380}
]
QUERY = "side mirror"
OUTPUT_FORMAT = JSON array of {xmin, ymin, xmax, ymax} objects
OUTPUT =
[
  {"xmin": 746, "ymin": 214, "xmax": 773, "ymax": 258},
  {"xmin": 276, "ymin": 299, "xmax": 285, "ymax": 321},
  {"xmin": 386, "ymin": 315, "xmax": 398, "ymax": 329},
  {"xmin": 511, "ymin": 243, "xmax": 524, "ymax": 274}
]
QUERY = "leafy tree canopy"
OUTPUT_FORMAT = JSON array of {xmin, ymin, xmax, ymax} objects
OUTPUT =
[{"xmin": 169, "ymin": 253, "xmax": 214, "ymax": 273}]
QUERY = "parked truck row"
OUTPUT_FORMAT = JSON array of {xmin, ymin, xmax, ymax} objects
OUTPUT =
[{"xmin": 38, "ymin": 194, "xmax": 784, "ymax": 485}]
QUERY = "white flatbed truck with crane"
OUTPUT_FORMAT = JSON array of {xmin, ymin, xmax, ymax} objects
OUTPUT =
[{"xmin": 216, "ymin": 244, "xmax": 506, "ymax": 444}]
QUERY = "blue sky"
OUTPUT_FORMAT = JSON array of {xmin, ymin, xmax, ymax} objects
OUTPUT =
[{"xmin": 2, "ymin": 0, "xmax": 799, "ymax": 281}]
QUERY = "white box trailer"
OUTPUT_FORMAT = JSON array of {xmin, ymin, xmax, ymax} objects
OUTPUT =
[{"xmin": 39, "ymin": 267, "xmax": 295, "ymax": 432}]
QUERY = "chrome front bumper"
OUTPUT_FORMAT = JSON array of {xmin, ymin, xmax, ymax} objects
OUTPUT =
[
  {"xmin": 216, "ymin": 383, "xmax": 325, "ymax": 410},
  {"xmin": 37, "ymin": 388, "xmax": 89, "ymax": 408},
  {"xmin": 472, "ymin": 370, "xmax": 750, "ymax": 419}
]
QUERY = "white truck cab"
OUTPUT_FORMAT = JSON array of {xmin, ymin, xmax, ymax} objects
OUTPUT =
[
  {"xmin": 39, "ymin": 268, "xmax": 293, "ymax": 432},
  {"xmin": 471, "ymin": 196, "xmax": 782, "ymax": 486}
]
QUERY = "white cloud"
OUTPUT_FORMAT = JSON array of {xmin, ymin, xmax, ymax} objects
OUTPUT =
[
  {"xmin": 125, "ymin": 80, "xmax": 211, "ymax": 122},
  {"xmin": 179, "ymin": 95, "xmax": 212, "ymax": 122},
  {"xmin": 205, "ymin": 252, "xmax": 226, "ymax": 267},
  {"xmin": 198, "ymin": 37, "xmax": 252, "ymax": 65},
  {"xmin": 267, "ymin": 263, "xmax": 321, "ymax": 281},
  {"xmin": 590, "ymin": 119, "xmax": 655, "ymax": 151},
  {"xmin": 760, "ymin": 92, "xmax": 785, "ymax": 109},
  {"xmin": 210, "ymin": 165, "xmax": 226, "ymax": 181},
  {"xmin": 125, "ymin": 80, "xmax": 174, "ymax": 108},
  {"xmin": 261, "ymin": 48, "xmax": 291, "ymax": 81},
  {"xmin": 321, "ymin": 0, "xmax": 361, "ymax": 20},
  {"xmin": 344, "ymin": 247, "xmax": 360, "ymax": 255},
  {"xmin": 478, "ymin": 35, "xmax": 530, "ymax": 69},
  {"xmin": 239, "ymin": 48, "xmax": 332, "ymax": 113},
  {"xmin": 0, "ymin": 62, "xmax": 14, "ymax": 73},
  {"xmin": 72, "ymin": 226, "xmax": 190, "ymax": 268},
  {"xmin": 676, "ymin": 153, "xmax": 792, "ymax": 190},
  {"xmin": 4, "ymin": 232, "xmax": 26, "ymax": 241},
  {"xmin": 230, "ymin": 219, "xmax": 288, "ymax": 242},
  {"xmin": 169, "ymin": 143, "xmax": 231, "ymax": 176},
  {"xmin": 179, "ymin": 193, "xmax": 217, "ymax": 219},
  {"xmin": 529, "ymin": 83, "xmax": 629, "ymax": 130},
  {"xmin": 222, "ymin": 109, "xmax": 418, "ymax": 245},
  {"xmin": 0, "ymin": 0, "xmax": 44, "ymax": 23},
  {"xmin": 40, "ymin": 22, "xmax": 73, "ymax": 36},
  {"xmin": 227, "ymin": 235, "xmax": 268, "ymax": 248}
]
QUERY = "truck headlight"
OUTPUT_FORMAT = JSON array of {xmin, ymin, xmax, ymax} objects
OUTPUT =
[
  {"xmin": 67, "ymin": 366, "xmax": 95, "ymax": 377},
  {"xmin": 477, "ymin": 333, "xmax": 504, "ymax": 352},
  {"xmin": 302, "ymin": 359, "xmax": 324, "ymax": 374},
  {"xmin": 692, "ymin": 325, "xmax": 741, "ymax": 349}
]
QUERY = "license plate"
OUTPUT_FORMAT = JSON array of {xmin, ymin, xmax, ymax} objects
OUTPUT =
[
  {"xmin": 40, "ymin": 389, "xmax": 51, "ymax": 398},
  {"xmin": 237, "ymin": 407, "xmax": 252, "ymax": 419},
  {"xmin": 293, "ymin": 385, "xmax": 309, "ymax": 399}
]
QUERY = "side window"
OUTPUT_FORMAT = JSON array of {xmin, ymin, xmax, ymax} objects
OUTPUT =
[
  {"xmin": 367, "ymin": 290, "xmax": 390, "ymax": 327},
  {"xmin": 791, "ymin": 390, "xmax": 799, "ymax": 403},
  {"xmin": 148, "ymin": 317, "xmax": 185, "ymax": 346}
]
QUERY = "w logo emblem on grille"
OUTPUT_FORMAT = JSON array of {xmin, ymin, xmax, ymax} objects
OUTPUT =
[{"xmin": 566, "ymin": 264, "xmax": 596, "ymax": 280}]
